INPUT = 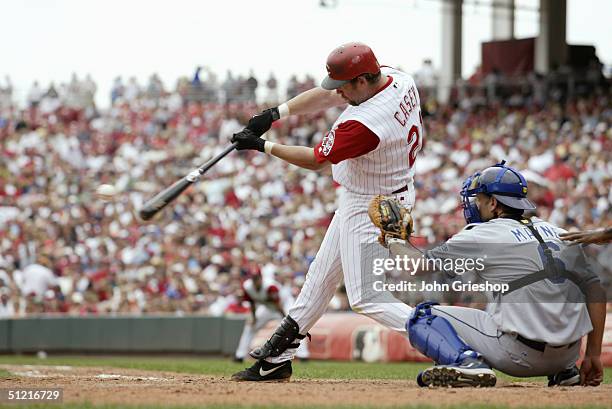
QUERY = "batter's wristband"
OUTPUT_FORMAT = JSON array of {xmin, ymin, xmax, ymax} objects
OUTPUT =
[
  {"xmin": 278, "ymin": 103, "xmax": 290, "ymax": 119},
  {"xmin": 264, "ymin": 141, "xmax": 276, "ymax": 155}
]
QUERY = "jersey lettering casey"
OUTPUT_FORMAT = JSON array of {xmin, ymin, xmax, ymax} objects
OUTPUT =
[{"xmin": 325, "ymin": 67, "xmax": 423, "ymax": 197}]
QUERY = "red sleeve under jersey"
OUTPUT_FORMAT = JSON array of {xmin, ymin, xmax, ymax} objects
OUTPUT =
[{"xmin": 313, "ymin": 120, "xmax": 380, "ymax": 165}]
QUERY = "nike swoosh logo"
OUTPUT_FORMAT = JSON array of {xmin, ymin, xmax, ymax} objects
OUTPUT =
[{"xmin": 259, "ymin": 365, "xmax": 283, "ymax": 377}]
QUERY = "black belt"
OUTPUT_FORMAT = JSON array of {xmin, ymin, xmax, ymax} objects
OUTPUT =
[
  {"xmin": 516, "ymin": 334, "xmax": 547, "ymax": 352},
  {"xmin": 515, "ymin": 334, "xmax": 577, "ymax": 352},
  {"xmin": 392, "ymin": 185, "xmax": 408, "ymax": 194}
]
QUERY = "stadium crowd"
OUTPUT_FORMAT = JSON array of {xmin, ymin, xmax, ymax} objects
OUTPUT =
[{"xmin": 0, "ymin": 67, "xmax": 610, "ymax": 317}]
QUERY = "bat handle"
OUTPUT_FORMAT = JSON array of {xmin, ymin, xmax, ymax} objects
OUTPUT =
[
  {"xmin": 198, "ymin": 142, "xmax": 239, "ymax": 175},
  {"xmin": 184, "ymin": 142, "xmax": 239, "ymax": 182}
]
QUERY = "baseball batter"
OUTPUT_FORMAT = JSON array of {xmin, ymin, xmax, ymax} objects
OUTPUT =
[
  {"xmin": 370, "ymin": 162, "xmax": 606, "ymax": 387},
  {"xmin": 230, "ymin": 42, "xmax": 423, "ymax": 381},
  {"xmin": 234, "ymin": 270, "xmax": 309, "ymax": 362}
]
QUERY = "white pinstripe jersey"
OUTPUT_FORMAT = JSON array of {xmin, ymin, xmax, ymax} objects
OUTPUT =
[{"xmin": 331, "ymin": 67, "xmax": 423, "ymax": 197}]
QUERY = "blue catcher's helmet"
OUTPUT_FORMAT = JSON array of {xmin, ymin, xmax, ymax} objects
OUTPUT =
[{"xmin": 460, "ymin": 160, "xmax": 536, "ymax": 224}]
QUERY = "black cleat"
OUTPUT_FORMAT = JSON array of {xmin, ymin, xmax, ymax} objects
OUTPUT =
[
  {"xmin": 231, "ymin": 359, "xmax": 292, "ymax": 382},
  {"xmin": 232, "ymin": 356, "xmax": 244, "ymax": 363},
  {"xmin": 548, "ymin": 365, "xmax": 580, "ymax": 387},
  {"xmin": 417, "ymin": 357, "xmax": 496, "ymax": 388}
]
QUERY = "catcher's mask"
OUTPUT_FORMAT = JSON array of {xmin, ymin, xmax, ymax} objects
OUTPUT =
[{"xmin": 460, "ymin": 160, "xmax": 536, "ymax": 224}]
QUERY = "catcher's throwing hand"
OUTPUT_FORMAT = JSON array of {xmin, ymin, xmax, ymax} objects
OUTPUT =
[
  {"xmin": 580, "ymin": 355, "xmax": 604, "ymax": 386},
  {"xmin": 231, "ymin": 128, "xmax": 266, "ymax": 152},
  {"xmin": 368, "ymin": 195, "xmax": 413, "ymax": 247},
  {"xmin": 560, "ymin": 227, "xmax": 612, "ymax": 245}
]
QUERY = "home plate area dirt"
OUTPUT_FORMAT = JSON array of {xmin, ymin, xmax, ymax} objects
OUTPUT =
[{"xmin": 1, "ymin": 365, "xmax": 611, "ymax": 407}]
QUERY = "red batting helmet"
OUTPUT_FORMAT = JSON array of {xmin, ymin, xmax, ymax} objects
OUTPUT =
[{"xmin": 321, "ymin": 42, "xmax": 381, "ymax": 90}]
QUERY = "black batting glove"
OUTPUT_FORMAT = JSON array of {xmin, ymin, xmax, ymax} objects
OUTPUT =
[
  {"xmin": 231, "ymin": 128, "xmax": 266, "ymax": 152},
  {"xmin": 247, "ymin": 107, "xmax": 280, "ymax": 137}
]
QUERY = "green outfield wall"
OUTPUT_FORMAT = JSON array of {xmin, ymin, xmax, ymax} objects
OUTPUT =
[{"xmin": 0, "ymin": 316, "xmax": 246, "ymax": 354}]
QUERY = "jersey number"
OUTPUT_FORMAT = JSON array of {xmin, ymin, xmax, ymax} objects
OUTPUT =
[
  {"xmin": 536, "ymin": 241, "xmax": 567, "ymax": 284},
  {"xmin": 407, "ymin": 125, "xmax": 422, "ymax": 168}
]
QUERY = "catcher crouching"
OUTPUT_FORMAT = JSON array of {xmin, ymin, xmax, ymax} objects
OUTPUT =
[{"xmin": 368, "ymin": 162, "xmax": 605, "ymax": 388}]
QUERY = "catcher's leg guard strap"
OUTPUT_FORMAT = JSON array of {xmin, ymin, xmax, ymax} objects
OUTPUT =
[
  {"xmin": 406, "ymin": 301, "xmax": 476, "ymax": 365},
  {"xmin": 249, "ymin": 315, "xmax": 301, "ymax": 360}
]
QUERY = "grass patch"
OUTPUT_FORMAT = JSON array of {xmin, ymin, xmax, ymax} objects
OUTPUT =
[
  {"xmin": 0, "ymin": 355, "xmax": 429, "ymax": 379},
  {"xmin": 0, "ymin": 355, "xmax": 610, "ymax": 384}
]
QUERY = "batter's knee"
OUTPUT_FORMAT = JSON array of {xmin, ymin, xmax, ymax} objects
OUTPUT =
[
  {"xmin": 347, "ymin": 291, "xmax": 363, "ymax": 312},
  {"xmin": 347, "ymin": 292, "xmax": 381, "ymax": 316},
  {"xmin": 348, "ymin": 299, "xmax": 368, "ymax": 314}
]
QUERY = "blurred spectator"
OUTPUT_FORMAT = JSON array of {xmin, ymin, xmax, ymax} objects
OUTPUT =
[
  {"xmin": 245, "ymin": 70, "xmax": 258, "ymax": 103},
  {"xmin": 111, "ymin": 76, "xmax": 124, "ymax": 104},
  {"xmin": 0, "ymin": 288, "xmax": 15, "ymax": 318},
  {"xmin": 192, "ymin": 66, "xmax": 203, "ymax": 86},
  {"xmin": 265, "ymin": 73, "xmax": 279, "ymax": 106},
  {"xmin": 19, "ymin": 256, "xmax": 58, "ymax": 298},
  {"xmin": 528, "ymin": 72, "xmax": 547, "ymax": 107},
  {"xmin": 83, "ymin": 74, "xmax": 97, "ymax": 108},
  {"xmin": 146, "ymin": 73, "xmax": 165, "ymax": 102},
  {"xmin": 0, "ymin": 75, "xmax": 13, "ymax": 109},
  {"xmin": 286, "ymin": 75, "xmax": 299, "ymax": 99},
  {"xmin": 485, "ymin": 68, "xmax": 503, "ymax": 102},
  {"xmin": 586, "ymin": 59, "xmax": 604, "ymax": 91},
  {"xmin": 124, "ymin": 76, "xmax": 141, "ymax": 102},
  {"xmin": 222, "ymin": 70, "xmax": 237, "ymax": 104},
  {"xmin": 27, "ymin": 81, "xmax": 44, "ymax": 108},
  {"xmin": 40, "ymin": 82, "xmax": 61, "ymax": 114},
  {"xmin": 414, "ymin": 59, "xmax": 438, "ymax": 97}
]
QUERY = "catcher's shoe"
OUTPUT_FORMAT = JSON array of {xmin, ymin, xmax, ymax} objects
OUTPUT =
[
  {"xmin": 417, "ymin": 357, "xmax": 496, "ymax": 388},
  {"xmin": 548, "ymin": 365, "xmax": 580, "ymax": 387},
  {"xmin": 231, "ymin": 359, "xmax": 292, "ymax": 382}
]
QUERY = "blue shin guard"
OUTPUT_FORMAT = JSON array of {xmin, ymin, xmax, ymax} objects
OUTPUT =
[{"xmin": 407, "ymin": 302, "xmax": 477, "ymax": 365}]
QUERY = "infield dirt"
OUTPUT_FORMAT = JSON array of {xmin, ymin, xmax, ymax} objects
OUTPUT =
[{"xmin": 1, "ymin": 365, "xmax": 611, "ymax": 408}]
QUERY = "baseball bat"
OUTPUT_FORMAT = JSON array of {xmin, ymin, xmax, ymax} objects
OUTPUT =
[{"xmin": 138, "ymin": 142, "xmax": 238, "ymax": 221}]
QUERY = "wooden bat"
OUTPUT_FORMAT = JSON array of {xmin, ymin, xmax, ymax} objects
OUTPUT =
[{"xmin": 138, "ymin": 142, "xmax": 238, "ymax": 221}]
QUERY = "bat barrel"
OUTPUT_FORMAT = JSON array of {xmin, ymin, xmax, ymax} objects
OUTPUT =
[
  {"xmin": 138, "ymin": 178, "xmax": 192, "ymax": 220},
  {"xmin": 137, "ymin": 142, "xmax": 239, "ymax": 221}
]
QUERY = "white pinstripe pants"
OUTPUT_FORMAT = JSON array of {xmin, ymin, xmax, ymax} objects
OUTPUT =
[{"xmin": 289, "ymin": 189, "xmax": 414, "ymax": 335}]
